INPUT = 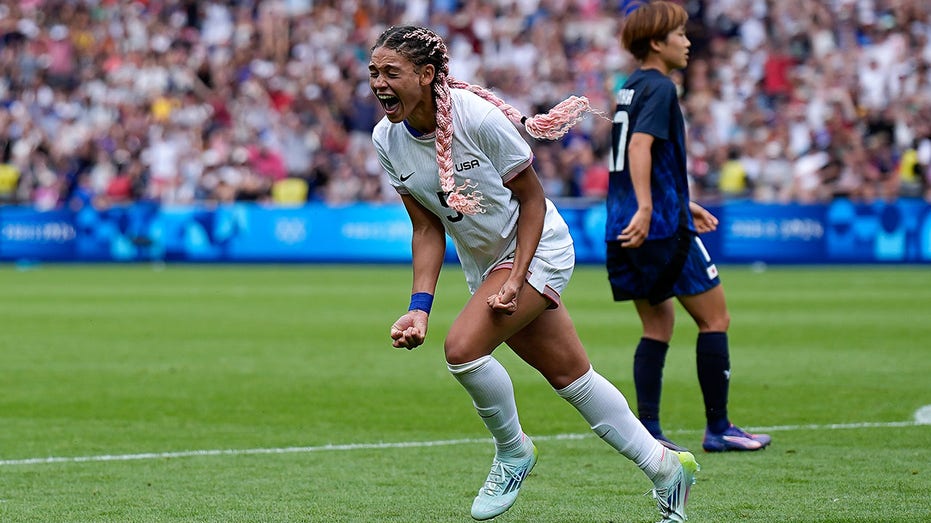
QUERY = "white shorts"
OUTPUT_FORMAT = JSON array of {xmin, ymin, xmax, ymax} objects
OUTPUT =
[
  {"xmin": 464, "ymin": 199, "xmax": 575, "ymax": 306},
  {"xmin": 491, "ymin": 246, "xmax": 575, "ymax": 308},
  {"xmin": 485, "ymin": 227, "xmax": 575, "ymax": 308}
]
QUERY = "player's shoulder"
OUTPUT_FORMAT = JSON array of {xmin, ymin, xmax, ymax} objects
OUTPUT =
[
  {"xmin": 623, "ymin": 69, "xmax": 676, "ymax": 107},
  {"xmin": 372, "ymin": 116, "xmax": 392, "ymax": 141},
  {"xmin": 451, "ymin": 88, "xmax": 509, "ymax": 137},
  {"xmin": 451, "ymin": 87, "xmax": 483, "ymax": 104},
  {"xmin": 451, "ymin": 88, "xmax": 498, "ymax": 116},
  {"xmin": 625, "ymin": 67, "xmax": 670, "ymax": 87},
  {"xmin": 372, "ymin": 116, "xmax": 405, "ymax": 152}
]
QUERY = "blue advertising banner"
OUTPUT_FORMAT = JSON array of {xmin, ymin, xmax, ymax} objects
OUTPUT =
[
  {"xmin": 717, "ymin": 202, "xmax": 826, "ymax": 263},
  {"xmin": 824, "ymin": 199, "xmax": 931, "ymax": 263},
  {"xmin": 69, "ymin": 202, "xmax": 424, "ymax": 263},
  {"xmin": 0, "ymin": 207, "xmax": 76, "ymax": 261},
  {"xmin": 220, "ymin": 203, "xmax": 418, "ymax": 262},
  {"xmin": 1, "ymin": 199, "xmax": 930, "ymax": 264}
]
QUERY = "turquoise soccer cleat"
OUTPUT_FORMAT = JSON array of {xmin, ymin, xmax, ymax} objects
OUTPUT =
[{"xmin": 470, "ymin": 439, "xmax": 538, "ymax": 521}]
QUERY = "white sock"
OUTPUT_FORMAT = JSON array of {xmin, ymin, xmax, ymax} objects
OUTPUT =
[
  {"xmin": 448, "ymin": 356, "xmax": 525, "ymax": 457},
  {"xmin": 556, "ymin": 366, "xmax": 666, "ymax": 480}
]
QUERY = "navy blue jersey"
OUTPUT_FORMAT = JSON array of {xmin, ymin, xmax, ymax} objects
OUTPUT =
[{"xmin": 606, "ymin": 68, "xmax": 691, "ymax": 242}]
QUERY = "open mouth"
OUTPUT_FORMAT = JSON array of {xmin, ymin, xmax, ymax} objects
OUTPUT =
[{"xmin": 377, "ymin": 93, "xmax": 400, "ymax": 115}]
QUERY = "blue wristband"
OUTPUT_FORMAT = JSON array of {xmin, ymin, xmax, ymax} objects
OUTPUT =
[{"xmin": 408, "ymin": 292, "xmax": 434, "ymax": 314}]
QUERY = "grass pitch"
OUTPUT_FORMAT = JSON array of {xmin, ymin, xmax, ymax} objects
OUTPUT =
[{"xmin": 0, "ymin": 263, "xmax": 928, "ymax": 522}]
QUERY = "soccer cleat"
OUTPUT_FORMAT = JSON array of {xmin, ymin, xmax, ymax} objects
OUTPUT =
[
  {"xmin": 470, "ymin": 439, "xmax": 538, "ymax": 521},
  {"xmin": 702, "ymin": 424, "xmax": 772, "ymax": 452},
  {"xmin": 642, "ymin": 421, "xmax": 690, "ymax": 452},
  {"xmin": 652, "ymin": 449, "xmax": 699, "ymax": 523},
  {"xmin": 654, "ymin": 433, "xmax": 690, "ymax": 453}
]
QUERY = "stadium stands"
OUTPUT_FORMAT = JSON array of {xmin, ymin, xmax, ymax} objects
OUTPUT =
[{"xmin": 0, "ymin": 0, "xmax": 928, "ymax": 209}]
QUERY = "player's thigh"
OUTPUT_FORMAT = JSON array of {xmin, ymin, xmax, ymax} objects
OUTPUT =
[
  {"xmin": 506, "ymin": 305, "xmax": 591, "ymax": 389},
  {"xmin": 633, "ymin": 298, "xmax": 676, "ymax": 341},
  {"xmin": 445, "ymin": 270, "xmax": 550, "ymax": 364}
]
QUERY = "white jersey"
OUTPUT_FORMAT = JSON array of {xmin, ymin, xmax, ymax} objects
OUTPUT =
[{"xmin": 372, "ymin": 88, "xmax": 574, "ymax": 293}]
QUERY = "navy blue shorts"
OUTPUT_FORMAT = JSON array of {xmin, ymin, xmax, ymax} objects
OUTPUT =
[{"xmin": 607, "ymin": 232, "xmax": 720, "ymax": 304}]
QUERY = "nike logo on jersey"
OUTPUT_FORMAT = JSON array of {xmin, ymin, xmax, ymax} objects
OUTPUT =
[{"xmin": 400, "ymin": 171, "xmax": 415, "ymax": 181}]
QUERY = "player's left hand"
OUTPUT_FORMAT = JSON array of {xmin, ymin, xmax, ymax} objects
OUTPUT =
[
  {"xmin": 487, "ymin": 280, "xmax": 520, "ymax": 315},
  {"xmin": 690, "ymin": 202, "xmax": 719, "ymax": 233}
]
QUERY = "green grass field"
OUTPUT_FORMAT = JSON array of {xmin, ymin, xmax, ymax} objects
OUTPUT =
[{"xmin": 0, "ymin": 263, "xmax": 929, "ymax": 522}]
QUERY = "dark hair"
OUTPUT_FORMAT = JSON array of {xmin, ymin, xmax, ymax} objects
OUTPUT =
[
  {"xmin": 621, "ymin": 1, "xmax": 689, "ymax": 61},
  {"xmin": 372, "ymin": 25, "xmax": 449, "ymax": 79}
]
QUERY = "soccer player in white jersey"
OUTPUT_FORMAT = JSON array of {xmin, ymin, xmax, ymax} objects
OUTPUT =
[{"xmin": 369, "ymin": 25, "xmax": 698, "ymax": 522}]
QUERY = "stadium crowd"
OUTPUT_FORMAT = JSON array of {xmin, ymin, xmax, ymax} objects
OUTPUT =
[{"xmin": 0, "ymin": 0, "xmax": 929, "ymax": 211}]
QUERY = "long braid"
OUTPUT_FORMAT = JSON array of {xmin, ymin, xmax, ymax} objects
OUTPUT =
[
  {"xmin": 447, "ymin": 78, "xmax": 600, "ymax": 141},
  {"xmin": 373, "ymin": 26, "xmax": 604, "ymax": 215},
  {"xmin": 435, "ymin": 71, "xmax": 486, "ymax": 214}
]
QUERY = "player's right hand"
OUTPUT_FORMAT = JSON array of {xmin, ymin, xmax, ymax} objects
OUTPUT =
[
  {"xmin": 618, "ymin": 208, "xmax": 651, "ymax": 248},
  {"xmin": 390, "ymin": 310, "xmax": 428, "ymax": 350}
]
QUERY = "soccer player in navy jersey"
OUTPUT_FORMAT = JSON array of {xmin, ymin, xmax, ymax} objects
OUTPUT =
[{"xmin": 606, "ymin": 1, "xmax": 772, "ymax": 453}]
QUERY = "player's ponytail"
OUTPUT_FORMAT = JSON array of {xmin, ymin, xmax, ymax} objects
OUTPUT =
[
  {"xmin": 374, "ymin": 26, "xmax": 603, "ymax": 215},
  {"xmin": 446, "ymin": 78, "xmax": 597, "ymax": 142}
]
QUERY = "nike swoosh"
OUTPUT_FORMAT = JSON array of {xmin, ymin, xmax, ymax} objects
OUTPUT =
[{"xmin": 400, "ymin": 171, "xmax": 415, "ymax": 181}]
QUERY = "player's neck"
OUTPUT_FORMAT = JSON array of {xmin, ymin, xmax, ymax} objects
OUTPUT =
[{"xmin": 640, "ymin": 55, "xmax": 671, "ymax": 76}]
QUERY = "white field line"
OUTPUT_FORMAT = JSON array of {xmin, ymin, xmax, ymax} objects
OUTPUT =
[{"xmin": 2, "ymin": 410, "xmax": 928, "ymax": 467}]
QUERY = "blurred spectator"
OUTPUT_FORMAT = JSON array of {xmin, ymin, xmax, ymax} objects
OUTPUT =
[{"xmin": 0, "ymin": 0, "xmax": 929, "ymax": 211}]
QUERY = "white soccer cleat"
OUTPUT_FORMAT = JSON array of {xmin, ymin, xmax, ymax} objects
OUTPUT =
[
  {"xmin": 651, "ymin": 449, "xmax": 699, "ymax": 523},
  {"xmin": 470, "ymin": 439, "xmax": 538, "ymax": 521}
]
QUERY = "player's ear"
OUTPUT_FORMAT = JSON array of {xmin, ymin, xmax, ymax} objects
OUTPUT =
[
  {"xmin": 649, "ymin": 37, "xmax": 665, "ymax": 54},
  {"xmin": 419, "ymin": 64, "xmax": 435, "ymax": 87}
]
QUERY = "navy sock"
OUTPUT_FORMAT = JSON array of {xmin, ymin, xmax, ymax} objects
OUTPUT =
[
  {"xmin": 640, "ymin": 419, "xmax": 662, "ymax": 437},
  {"xmin": 633, "ymin": 337, "xmax": 669, "ymax": 435},
  {"xmin": 697, "ymin": 332, "xmax": 730, "ymax": 434}
]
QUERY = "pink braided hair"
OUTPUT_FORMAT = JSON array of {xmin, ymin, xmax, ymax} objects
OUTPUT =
[{"xmin": 380, "ymin": 27, "xmax": 603, "ymax": 215}]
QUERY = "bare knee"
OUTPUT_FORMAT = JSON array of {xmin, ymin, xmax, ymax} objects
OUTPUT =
[
  {"xmin": 544, "ymin": 363, "xmax": 590, "ymax": 390},
  {"xmin": 444, "ymin": 331, "xmax": 498, "ymax": 365},
  {"xmin": 697, "ymin": 311, "xmax": 730, "ymax": 332},
  {"xmin": 637, "ymin": 300, "xmax": 675, "ymax": 342},
  {"xmin": 681, "ymin": 286, "xmax": 730, "ymax": 332},
  {"xmin": 444, "ymin": 337, "xmax": 474, "ymax": 365},
  {"xmin": 511, "ymin": 339, "xmax": 591, "ymax": 389},
  {"xmin": 642, "ymin": 318, "xmax": 674, "ymax": 341}
]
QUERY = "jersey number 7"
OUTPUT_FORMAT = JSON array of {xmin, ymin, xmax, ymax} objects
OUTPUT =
[{"xmin": 612, "ymin": 110, "xmax": 630, "ymax": 172}]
